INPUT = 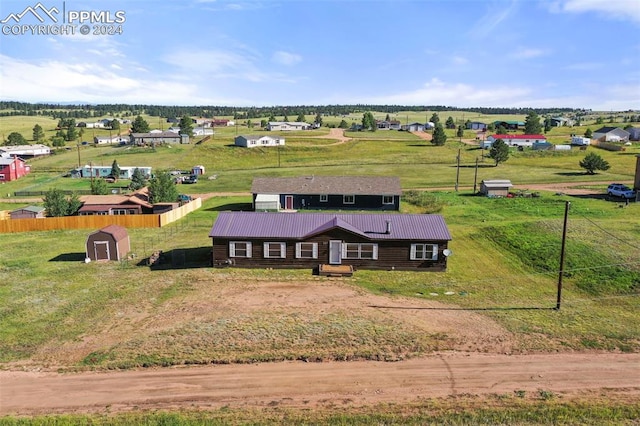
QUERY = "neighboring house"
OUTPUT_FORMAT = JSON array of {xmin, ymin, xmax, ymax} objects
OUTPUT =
[
  {"xmin": 193, "ymin": 127, "xmax": 214, "ymax": 136},
  {"xmin": 592, "ymin": 127, "xmax": 630, "ymax": 142},
  {"xmin": 550, "ymin": 117, "xmax": 574, "ymax": 127},
  {"xmin": 209, "ymin": 212, "xmax": 452, "ymax": 272},
  {"xmin": 85, "ymin": 224, "xmax": 130, "ymax": 261},
  {"xmin": 376, "ymin": 120, "xmax": 402, "ymax": 130},
  {"xmin": 130, "ymin": 131, "xmax": 189, "ymax": 145},
  {"xmin": 479, "ymin": 180, "xmax": 513, "ymax": 197},
  {"xmin": 267, "ymin": 122, "xmax": 310, "ymax": 131},
  {"xmin": 235, "ymin": 135, "xmax": 285, "ymax": 148},
  {"xmin": 0, "ymin": 157, "xmax": 30, "ymax": 182},
  {"xmin": 402, "ymin": 122, "xmax": 426, "ymax": 132},
  {"xmin": 492, "ymin": 120, "xmax": 524, "ymax": 130},
  {"xmin": 166, "ymin": 117, "xmax": 180, "ymax": 124},
  {"xmin": 10, "ymin": 205, "xmax": 45, "ymax": 219},
  {"xmin": 94, "ymin": 136, "xmax": 128, "ymax": 145},
  {"xmin": 252, "ymin": 176, "xmax": 402, "ymax": 211},
  {"xmin": 78, "ymin": 188, "xmax": 153, "ymax": 216},
  {"xmin": 0, "ymin": 144, "xmax": 50, "ymax": 158},
  {"xmin": 77, "ymin": 121, "xmax": 106, "ymax": 129},
  {"xmin": 212, "ymin": 119, "xmax": 234, "ymax": 127},
  {"xmin": 468, "ymin": 121, "xmax": 487, "ymax": 131},
  {"xmin": 70, "ymin": 165, "xmax": 152, "ymax": 179},
  {"xmin": 626, "ymin": 127, "xmax": 640, "ymax": 141},
  {"xmin": 482, "ymin": 134, "xmax": 547, "ymax": 148}
]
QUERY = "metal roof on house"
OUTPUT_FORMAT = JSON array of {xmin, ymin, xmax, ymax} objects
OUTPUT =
[
  {"xmin": 593, "ymin": 127, "xmax": 630, "ymax": 135},
  {"xmin": 209, "ymin": 212, "xmax": 452, "ymax": 241},
  {"xmin": 251, "ymin": 176, "xmax": 402, "ymax": 195},
  {"xmin": 11, "ymin": 205, "xmax": 45, "ymax": 214}
]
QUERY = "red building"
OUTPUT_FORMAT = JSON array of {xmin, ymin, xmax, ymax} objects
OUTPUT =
[{"xmin": 0, "ymin": 157, "xmax": 30, "ymax": 182}]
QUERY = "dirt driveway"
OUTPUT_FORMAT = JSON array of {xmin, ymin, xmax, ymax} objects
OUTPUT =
[
  {"xmin": 1, "ymin": 280, "xmax": 639, "ymax": 416},
  {"xmin": 2, "ymin": 352, "xmax": 639, "ymax": 415}
]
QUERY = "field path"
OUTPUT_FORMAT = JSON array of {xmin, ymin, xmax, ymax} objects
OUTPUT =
[{"xmin": 1, "ymin": 352, "xmax": 638, "ymax": 415}]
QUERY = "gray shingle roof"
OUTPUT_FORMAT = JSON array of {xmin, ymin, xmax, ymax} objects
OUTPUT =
[
  {"xmin": 251, "ymin": 176, "xmax": 402, "ymax": 195},
  {"xmin": 209, "ymin": 212, "xmax": 451, "ymax": 241}
]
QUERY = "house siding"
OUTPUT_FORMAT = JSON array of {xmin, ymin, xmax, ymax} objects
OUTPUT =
[
  {"xmin": 212, "ymin": 228, "xmax": 448, "ymax": 271},
  {"xmin": 274, "ymin": 194, "xmax": 400, "ymax": 211}
]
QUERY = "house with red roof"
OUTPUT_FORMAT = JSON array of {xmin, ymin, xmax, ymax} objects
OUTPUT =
[
  {"xmin": 0, "ymin": 157, "xmax": 30, "ymax": 182},
  {"xmin": 481, "ymin": 134, "xmax": 547, "ymax": 148},
  {"xmin": 209, "ymin": 212, "xmax": 452, "ymax": 272}
]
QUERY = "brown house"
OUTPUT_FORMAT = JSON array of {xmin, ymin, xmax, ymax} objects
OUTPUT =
[
  {"xmin": 10, "ymin": 205, "xmax": 45, "ymax": 219},
  {"xmin": 78, "ymin": 188, "xmax": 153, "ymax": 215},
  {"xmin": 85, "ymin": 225, "xmax": 130, "ymax": 261},
  {"xmin": 209, "ymin": 212, "xmax": 452, "ymax": 272}
]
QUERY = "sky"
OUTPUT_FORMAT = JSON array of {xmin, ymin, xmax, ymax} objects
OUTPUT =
[{"xmin": 0, "ymin": 0, "xmax": 639, "ymax": 110}]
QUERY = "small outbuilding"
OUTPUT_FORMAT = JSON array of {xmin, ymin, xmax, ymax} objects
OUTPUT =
[
  {"xmin": 480, "ymin": 179, "xmax": 513, "ymax": 197},
  {"xmin": 85, "ymin": 224, "xmax": 130, "ymax": 262},
  {"xmin": 10, "ymin": 205, "xmax": 46, "ymax": 219}
]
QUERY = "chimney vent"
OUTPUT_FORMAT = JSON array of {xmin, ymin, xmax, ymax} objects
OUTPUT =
[{"xmin": 385, "ymin": 220, "xmax": 392, "ymax": 234}]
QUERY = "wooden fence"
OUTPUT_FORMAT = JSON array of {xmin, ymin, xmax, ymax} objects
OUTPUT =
[{"xmin": 0, "ymin": 197, "xmax": 202, "ymax": 233}]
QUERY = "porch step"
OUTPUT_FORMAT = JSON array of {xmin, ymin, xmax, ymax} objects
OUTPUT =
[{"xmin": 318, "ymin": 264, "xmax": 354, "ymax": 277}]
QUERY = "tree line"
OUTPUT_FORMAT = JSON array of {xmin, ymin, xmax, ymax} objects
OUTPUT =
[{"xmin": 0, "ymin": 101, "xmax": 583, "ymax": 121}]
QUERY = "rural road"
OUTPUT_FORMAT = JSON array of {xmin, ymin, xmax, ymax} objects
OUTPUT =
[{"xmin": 1, "ymin": 352, "xmax": 639, "ymax": 415}]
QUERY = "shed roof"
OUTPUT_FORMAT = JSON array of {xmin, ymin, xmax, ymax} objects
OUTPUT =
[
  {"xmin": 11, "ymin": 205, "xmax": 45, "ymax": 214},
  {"xmin": 252, "ymin": 176, "xmax": 402, "ymax": 195},
  {"xmin": 209, "ymin": 212, "xmax": 451, "ymax": 241},
  {"xmin": 481, "ymin": 179, "xmax": 513, "ymax": 188},
  {"xmin": 90, "ymin": 224, "xmax": 128, "ymax": 241}
]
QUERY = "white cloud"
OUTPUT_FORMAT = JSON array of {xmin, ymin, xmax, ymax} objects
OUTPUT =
[
  {"xmin": 550, "ymin": 0, "xmax": 640, "ymax": 24},
  {"xmin": 349, "ymin": 77, "xmax": 640, "ymax": 110},
  {"xmin": 451, "ymin": 56, "xmax": 469, "ymax": 65},
  {"xmin": 510, "ymin": 48, "xmax": 548, "ymax": 59},
  {"xmin": 470, "ymin": 0, "xmax": 519, "ymax": 38},
  {"xmin": 272, "ymin": 51, "xmax": 302, "ymax": 66}
]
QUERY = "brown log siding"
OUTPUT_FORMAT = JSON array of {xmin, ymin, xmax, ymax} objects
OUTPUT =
[{"xmin": 212, "ymin": 229, "xmax": 448, "ymax": 271}]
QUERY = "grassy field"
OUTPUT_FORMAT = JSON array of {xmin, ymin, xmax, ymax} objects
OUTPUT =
[
  {"xmin": 1, "ymin": 118, "xmax": 638, "ymax": 200},
  {"xmin": 2, "ymin": 396, "xmax": 640, "ymax": 425},
  {"xmin": 1, "ymin": 111, "xmax": 639, "ymax": 423},
  {"xmin": 1, "ymin": 192, "xmax": 638, "ymax": 369}
]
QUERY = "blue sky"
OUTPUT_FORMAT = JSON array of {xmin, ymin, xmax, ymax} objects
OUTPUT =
[{"xmin": 1, "ymin": 0, "xmax": 639, "ymax": 109}]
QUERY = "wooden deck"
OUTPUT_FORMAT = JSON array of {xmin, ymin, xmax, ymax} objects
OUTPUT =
[{"xmin": 318, "ymin": 264, "xmax": 354, "ymax": 277}]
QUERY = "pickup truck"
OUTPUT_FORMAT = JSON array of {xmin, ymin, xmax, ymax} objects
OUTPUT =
[{"xmin": 607, "ymin": 183, "xmax": 636, "ymax": 199}]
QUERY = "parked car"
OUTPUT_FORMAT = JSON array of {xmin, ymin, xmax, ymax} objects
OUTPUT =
[
  {"xmin": 182, "ymin": 175, "xmax": 198, "ymax": 184},
  {"xmin": 607, "ymin": 183, "xmax": 636, "ymax": 199}
]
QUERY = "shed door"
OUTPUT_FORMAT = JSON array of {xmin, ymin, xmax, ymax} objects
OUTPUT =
[
  {"xmin": 329, "ymin": 240, "xmax": 342, "ymax": 265},
  {"xmin": 285, "ymin": 195, "xmax": 294, "ymax": 210},
  {"xmin": 94, "ymin": 241, "xmax": 110, "ymax": 261}
]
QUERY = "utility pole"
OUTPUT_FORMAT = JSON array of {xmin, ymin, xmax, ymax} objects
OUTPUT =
[
  {"xmin": 473, "ymin": 157, "xmax": 479, "ymax": 193},
  {"xmin": 77, "ymin": 143, "xmax": 81, "ymax": 168},
  {"xmin": 455, "ymin": 149, "xmax": 461, "ymax": 192},
  {"xmin": 556, "ymin": 201, "xmax": 571, "ymax": 310}
]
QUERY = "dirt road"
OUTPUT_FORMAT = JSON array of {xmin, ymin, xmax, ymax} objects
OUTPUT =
[{"xmin": 1, "ymin": 353, "xmax": 638, "ymax": 415}]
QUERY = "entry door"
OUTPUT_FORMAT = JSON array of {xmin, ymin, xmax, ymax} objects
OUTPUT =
[
  {"xmin": 94, "ymin": 241, "xmax": 110, "ymax": 261},
  {"xmin": 285, "ymin": 195, "xmax": 294, "ymax": 210},
  {"xmin": 329, "ymin": 240, "xmax": 342, "ymax": 265}
]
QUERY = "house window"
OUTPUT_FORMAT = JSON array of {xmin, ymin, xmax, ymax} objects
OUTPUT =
[
  {"xmin": 0, "ymin": 174, "xmax": 4, "ymax": 180},
  {"xmin": 295, "ymin": 242, "xmax": 318, "ymax": 259},
  {"xmin": 382, "ymin": 195, "xmax": 394, "ymax": 205},
  {"xmin": 410, "ymin": 244, "xmax": 438, "ymax": 260},
  {"xmin": 230, "ymin": 241, "xmax": 252, "ymax": 258},
  {"xmin": 263, "ymin": 242, "xmax": 286, "ymax": 258},
  {"xmin": 343, "ymin": 195, "xmax": 355, "ymax": 204},
  {"xmin": 343, "ymin": 243, "xmax": 378, "ymax": 260},
  {"xmin": 320, "ymin": 194, "xmax": 328, "ymax": 202}
]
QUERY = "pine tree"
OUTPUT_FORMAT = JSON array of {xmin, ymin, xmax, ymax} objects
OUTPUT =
[
  {"xmin": 431, "ymin": 123, "xmax": 447, "ymax": 146},
  {"xmin": 489, "ymin": 139, "xmax": 510, "ymax": 166}
]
